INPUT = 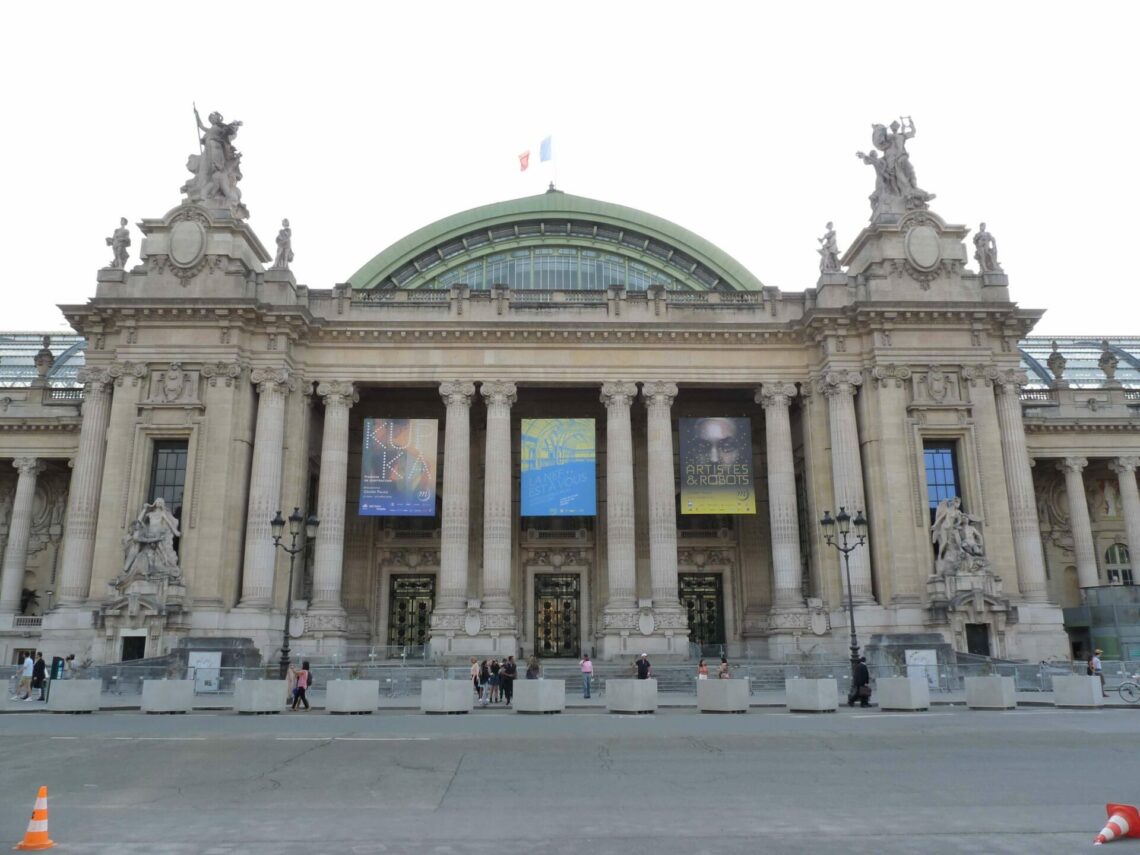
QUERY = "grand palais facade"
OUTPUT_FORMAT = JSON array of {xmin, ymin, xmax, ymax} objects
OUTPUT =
[{"xmin": 1, "ymin": 114, "xmax": 1138, "ymax": 667}]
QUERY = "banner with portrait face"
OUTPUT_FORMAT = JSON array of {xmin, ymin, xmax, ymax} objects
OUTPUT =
[
  {"xmin": 359, "ymin": 418, "xmax": 438, "ymax": 516},
  {"xmin": 520, "ymin": 418, "xmax": 596, "ymax": 516},
  {"xmin": 679, "ymin": 417, "xmax": 756, "ymax": 514}
]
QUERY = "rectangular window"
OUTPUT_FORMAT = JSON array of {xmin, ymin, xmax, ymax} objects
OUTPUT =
[
  {"xmin": 923, "ymin": 441, "xmax": 960, "ymax": 522},
  {"xmin": 148, "ymin": 440, "xmax": 188, "ymax": 553}
]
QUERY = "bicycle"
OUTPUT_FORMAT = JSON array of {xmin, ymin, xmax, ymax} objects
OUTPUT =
[{"xmin": 1116, "ymin": 675, "xmax": 1140, "ymax": 704}]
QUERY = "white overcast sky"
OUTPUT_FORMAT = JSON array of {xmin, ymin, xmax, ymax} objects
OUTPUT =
[{"xmin": 2, "ymin": 1, "xmax": 1136, "ymax": 336}]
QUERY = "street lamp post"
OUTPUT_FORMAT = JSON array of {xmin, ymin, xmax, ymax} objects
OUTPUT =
[
  {"xmin": 270, "ymin": 507, "xmax": 320, "ymax": 680},
  {"xmin": 819, "ymin": 507, "xmax": 869, "ymax": 681}
]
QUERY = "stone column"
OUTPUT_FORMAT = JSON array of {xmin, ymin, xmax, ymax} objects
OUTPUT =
[
  {"xmin": 437, "ymin": 381, "xmax": 476, "ymax": 612},
  {"xmin": 480, "ymin": 381, "xmax": 516, "ymax": 612},
  {"xmin": 758, "ymin": 383, "xmax": 804, "ymax": 609},
  {"xmin": 819, "ymin": 370, "xmax": 872, "ymax": 602},
  {"xmin": 0, "ymin": 458, "xmax": 45, "ymax": 614},
  {"xmin": 642, "ymin": 382, "xmax": 680, "ymax": 609},
  {"xmin": 1059, "ymin": 457, "xmax": 1099, "ymax": 589},
  {"xmin": 239, "ymin": 368, "xmax": 293, "ymax": 607},
  {"xmin": 1110, "ymin": 457, "xmax": 1140, "ymax": 575},
  {"xmin": 993, "ymin": 373, "xmax": 1049, "ymax": 600},
  {"xmin": 311, "ymin": 381, "xmax": 357, "ymax": 610},
  {"xmin": 602, "ymin": 381, "xmax": 638, "ymax": 611},
  {"xmin": 57, "ymin": 368, "xmax": 113, "ymax": 606}
]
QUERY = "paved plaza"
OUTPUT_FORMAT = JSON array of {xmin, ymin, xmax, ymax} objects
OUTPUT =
[{"xmin": 0, "ymin": 704, "xmax": 1135, "ymax": 854}]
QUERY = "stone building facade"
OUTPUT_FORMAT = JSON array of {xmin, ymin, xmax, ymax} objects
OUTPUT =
[{"xmin": 1, "ymin": 118, "xmax": 1137, "ymax": 665}]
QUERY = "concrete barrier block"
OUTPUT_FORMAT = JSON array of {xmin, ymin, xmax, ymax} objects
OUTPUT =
[
  {"xmin": 876, "ymin": 677, "xmax": 930, "ymax": 711},
  {"xmin": 142, "ymin": 679, "xmax": 195, "ymax": 714},
  {"xmin": 47, "ymin": 680, "xmax": 101, "ymax": 713},
  {"xmin": 327, "ymin": 680, "xmax": 380, "ymax": 714},
  {"xmin": 420, "ymin": 679, "xmax": 474, "ymax": 714},
  {"xmin": 606, "ymin": 678, "xmax": 657, "ymax": 713},
  {"xmin": 234, "ymin": 679, "xmax": 288, "ymax": 714},
  {"xmin": 697, "ymin": 678, "xmax": 751, "ymax": 713},
  {"xmin": 785, "ymin": 678, "xmax": 838, "ymax": 712},
  {"xmin": 1052, "ymin": 675, "xmax": 1104, "ymax": 708},
  {"xmin": 513, "ymin": 679, "xmax": 565, "ymax": 713},
  {"xmin": 964, "ymin": 676, "xmax": 1016, "ymax": 709}
]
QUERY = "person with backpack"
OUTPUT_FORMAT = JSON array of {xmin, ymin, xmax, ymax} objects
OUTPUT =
[{"xmin": 291, "ymin": 661, "xmax": 311, "ymax": 710}]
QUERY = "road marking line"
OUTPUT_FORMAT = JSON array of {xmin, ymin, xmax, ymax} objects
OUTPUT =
[
  {"xmin": 333, "ymin": 737, "xmax": 431, "ymax": 741},
  {"xmin": 852, "ymin": 713, "xmax": 953, "ymax": 719},
  {"xmin": 49, "ymin": 736, "xmax": 79, "ymax": 740}
]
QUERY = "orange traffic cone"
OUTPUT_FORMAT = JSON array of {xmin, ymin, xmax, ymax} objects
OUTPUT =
[
  {"xmin": 12, "ymin": 786, "xmax": 54, "ymax": 850},
  {"xmin": 1095, "ymin": 803, "xmax": 1140, "ymax": 845}
]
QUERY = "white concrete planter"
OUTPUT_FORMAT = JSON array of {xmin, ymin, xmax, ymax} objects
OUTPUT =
[
  {"xmin": 513, "ymin": 679, "xmax": 565, "ymax": 713},
  {"xmin": 234, "ymin": 679, "xmax": 287, "ymax": 714},
  {"xmin": 327, "ymin": 680, "xmax": 380, "ymax": 714},
  {"xmin": 606, "ymin": 678, "xmax": 657, "ymax": 713},
  {"xmin": 785, "ymin": 678, "xmax": 838, "ymax": 712},
  {"xmin": 697, "ymin": 678, "xmax": 751, "ymax": 713},
  {"xmin": 964, "ymin": 676, "xmax": 1016, "ymax": 709},
  {"xmin": 1052, "ymin": 675, "xmax": 1104, "ymax": 708},
  {"xmin": 421, "ymin": 679, "xmax": 474, "ymax": 714},
  {"xmin": 876, "ymin": 677, "xmax": 930, "ymax": 711},
  {"xmin": 47, "ymin": 680, "xmax": 101, "ymax": 714},
  {"xmin": 142, "ymin": 679, "xmax": 195, "ymax": 714}
]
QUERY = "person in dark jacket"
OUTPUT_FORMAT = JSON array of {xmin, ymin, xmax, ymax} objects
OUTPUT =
[
  {"xmin": 31, "ymin": 652, "xmax": 47, "ymax": 701},
  {"xmin": 848, "ymin": 656, "xmax": 871, "ymax": 708}
]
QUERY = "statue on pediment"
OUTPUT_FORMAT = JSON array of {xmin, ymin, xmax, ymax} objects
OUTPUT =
[
  {"xmin": 272, "ymin": 219, "xmax": 294, "ymax": 270},
  {"xmin": 181, "ymin": 106, "xmax": 249, "ymax": 219},
  {"xmin": 817, "ymin": 222, "xmax": 841, "ymax": 273},
  {"xmin": 973, "ymin": 223, "xmax": 1003, "ymax": 273},
  {"xmin": 857, "ymin": 116, "xmax": 935, "ymax": 218},
  {"xmin": 931, "ymin": 496, "xmax": 988, "ymax": 575},
  {"xmin": 117, "ymin": 498, "xmax": 182, "ymax": 587},
  {"xmin": 106, "ymin": 217, "xmax": 131, "ymax": 269}
]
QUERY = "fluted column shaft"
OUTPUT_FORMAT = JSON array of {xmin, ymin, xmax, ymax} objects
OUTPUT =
[
  {"xmin": 820, "ymin": 371, "xmax": 872, "ymax": 602},
  {"xmin": 481, "ymin": 381, "xmax": 516, "ymax": 610},
  {"xmin": 993, "ymin": 376, "xmax": 1048, "ymax": 600},
  {"xmin": 58, "ymin": 370, "xmax": 113, "ymax": 606},
  {"xmin": 1111, "ymin": 457, "xmax": 1140, "ymax": 575},
  {"xmin": 642, "ymin": 382, "xmax": 679, "ymax": 608},
  {"xmin": 1059, "ymin": 457, "xmax": 1099, "ymax": 588},
  {"xmin": 0, "ymin": 459, "xmax": 45, "ymax": 613},
  {"xmin": 312, "ymin": 382, "xmax": 356, "ymax": 609},
  {"xmin": 759, "ymin": 383, "xmax": 804, "ymax": 609},
  {"xmin": 240, "ymin": 369, "xmax": 292, "ymax": 606},
  {"xmin": 438, "ymin": 381, "xmax": 475, "ymax": 611},
  {"xmin": 602, "ymin": 382, "xmax": 638, "ymax": 610}
]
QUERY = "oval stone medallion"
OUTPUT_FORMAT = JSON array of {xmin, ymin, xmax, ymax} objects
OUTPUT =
[
  {"xmin": 170, "ymin": 220, "xmax": 206, "ymax": 267},
  {"xmin": 904, "ymin": 225, "xmax": 941, "ymax": 271}
]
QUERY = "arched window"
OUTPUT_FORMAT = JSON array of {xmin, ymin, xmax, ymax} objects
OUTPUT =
[{"xmin": 1105, "ymin": 543, "xmax": 1132, "ymax": 585}]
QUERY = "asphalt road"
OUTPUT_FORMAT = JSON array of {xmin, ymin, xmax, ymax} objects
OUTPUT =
[{"xmin": 0, "ymin": 706, "xmax": 1134, "ymax": 854}]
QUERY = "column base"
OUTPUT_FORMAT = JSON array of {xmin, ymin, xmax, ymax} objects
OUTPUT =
[
  {"xmin": 596, "ymin": 604, "xmax": 690, "ymax": 661},
  {"xmin": 428, "ymin": 607, "xmax": 519, "ymax": 659}
]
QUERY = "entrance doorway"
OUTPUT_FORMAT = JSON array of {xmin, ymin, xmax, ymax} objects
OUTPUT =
[
  {"xmin": 680, "ymin": 573, "xmax": 725, "ymax": 649},
  {"xmin": 534, "ymin": 574, "xmax": 580, "ymax": 657},
  {"xmin": 121, "ymin": 636, "xmax": 146, "ymax": 661},
  {"xmin": 965, "ymin": 623, "xmax": 991, "ymax": 656},
  {"xmin": 388, "ymin": 575, "xmax": 434, "ymax": 654}
]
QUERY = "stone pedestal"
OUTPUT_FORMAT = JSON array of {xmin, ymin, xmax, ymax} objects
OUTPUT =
[
  {"xmin": 1052, "ymin": 675, "xmax": 1104, "ymax": 708},
  {"xmin": 420, "ymin": 679, "xmax": 474, "ymax": 714},
  {"xmin": 234, "ymin": 679, "xmax": 287, "ymax": 714},
  {"xmin": 606, "ymin": 678, "xmax": 657, "ymax": 713},
  {"xmin": 875, "ymin": 677, "xmax": 930, "ymax": 711},
  {"xmin": 47, "ymin": 680, "xmax": 101, "ymax": 714},
  {"xmin": 327, "ymin": 679, "xmax": 379, "ymax": 714},
  {"xmin": 142, "ymin": 679, "xmax": 195, "ymax": 714},
  {"xmin": 964, "ymin": 676, "xmax": 1016, "ymax": 709},
  {"xmin": 697, "ymin": 678, "xmax": 750, "ymax": 713},
  {"xmin": 785, "ymin": 678, "xmax": 838, "ymax": 712},
  {"xmin": 513, "ymin": 679, "xmax": 565, "ymax": 714}
]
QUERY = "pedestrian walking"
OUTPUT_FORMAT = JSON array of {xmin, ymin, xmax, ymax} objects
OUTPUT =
[
  {"xmin": 31, "ymin": 653, "xmax": 47, "ymax": 701},
  {"xmin": 634, "ymin": 653, "xmax": 652, "ymax": 680},
  {"xmin": 697, "ymin": 659, "xmax": 709, "ymax": 680},
  {"xmin": 291, "ymin": 661, "xmax": 311, "ymax": 710},
  {"xmin": 848, "ymin": 656, "xmax": 871, "ymax": 708},
  {"xmin": 500, "ymin": 655, "xmax": 517, "ymax": 706},
  {"xmin": 470, "ymin": 656, "xmax": 482, "ymax": 701},
  {"xmin": 580, "ymin": 653, "xmax": 593, "ymax": 698},
  {"xmin": 13, "ymin": 653, "xmax": 33, "ymax": 700},
  {"xmin": 1089, "ymin": 648, "xmax": 1107, "ymax": 697},
  {"xmin": 489, "ymin": 658, "xmax": 501, "ymax": 703},
  {"xmin": 478, "ymin": 660, "xmax": 491, "ymax": 706}
]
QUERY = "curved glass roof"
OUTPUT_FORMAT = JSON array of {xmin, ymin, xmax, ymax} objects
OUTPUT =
[
  {"xmin": 348, "ymin": 189, "xmax": 765, "ymax": 293},
  {"xmin": 0, "ymin": 333, "xmax": 85, "ymax": 388},
  {"xmin": 1020, "ymin": 337, "xmax": 1140, "ymax": 388}
]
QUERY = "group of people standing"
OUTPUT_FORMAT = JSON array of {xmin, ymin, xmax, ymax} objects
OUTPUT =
[
  {"xmin": 11, "ymin": 652, "xmax": 75, "ymax": 702},
  {"xmin": 470, "ymin": 655, "xmax": 524, "ymax": 706}
]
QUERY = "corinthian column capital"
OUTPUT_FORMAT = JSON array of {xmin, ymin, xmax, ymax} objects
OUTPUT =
[
  {"xmin": 1111, "ymin": 457, "xmax": 1140, "ymax": 475},
  {"xmin": 12, "ymin": 458, "xmax": 44, "ymax": 477},
  {"xmin": 817, "ymin": 369, "xmax": 863, "ymax": 398},
  {"xmin": 756, "ymin": 382, "xmax": 798, "ymax": 409},
  {"xmin": 641, "ymin": 381, "xmax": 678, "ymax": 409},
  {"xmin": 439, "ymin": 380, "xmax": 476, "ymax": 407},
  {"xmin": 992, "ymin": 368, "xmax": 1030, "ymax": 393},
  {"xmin": 250, "ymin": 367, "xmax": 294, "ymax": 395},
  {"xmin": 480, "ymin": 380, "xmax": 517, "ymax": 408},
  {"xmin": 76, "ymin": 366, "xmax": 114, "ymax": 393},
  {"xmin": 1059, "ymin": 457, "xmax": 1089, "ymax": 475},
  {"xmin": 600, "ymin": 381, "xmax": 638, "ymax": 409},
  {"xmin": 317, "ymin": 380, "xmax": 358, "ymax": 408}
]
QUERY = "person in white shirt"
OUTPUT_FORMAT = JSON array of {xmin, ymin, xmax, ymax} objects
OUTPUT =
[{"xmin": 13, "ymin": 654, "xmax": 33, "ymax": 700}]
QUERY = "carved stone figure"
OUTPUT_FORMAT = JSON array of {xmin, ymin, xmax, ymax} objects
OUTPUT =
[
  {"xmin": 272, "ymin": 219, "xmax": 294, "ymax": 270},
  {"xmin": 117, "ymin": 498, "xmax": 182, "ymax": 586},
  {"xmin": 181, "ymin": 107, "xmax": 249, "ymax": 219},
  {"xmin": 160, "ymin": 363, "xmax": 188, "ymax": 402},
  {"xmin": 973, "ymin": 222, "xmax": 1003, "ymax": 273},
  {"xmin": 1098, "ymin": 340, "xmax": 1119, "ymax": 381},
  {"xmin": 33, "ymin": 337, "xmax": 54, "ymax": 379},
  {"xmin": 1046, "ymin": 341, "xmax": 1066, "ymax": 382},
  {"xmin": 857, "ymin": 117, "xmax": 935, "ymax": 217},
  {"xmin": 105, "ymin": 217, "xmax": 131, "ymax": 269},
  {"xmin": 931, "ymin": 496, "xmax": 988, "ymax": 574},
  {"xmin": 817, "ymin": 222, "xmax": 841, "ymax": 273},
  {"xmin": 927, "ymin": 365, "xmax": 948, "ymax": 402}
]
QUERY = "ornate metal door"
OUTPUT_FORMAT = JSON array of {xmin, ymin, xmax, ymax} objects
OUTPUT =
[
  {"xmin": 679, "ymin": 573, "xmax": 725, "ymax": 647},
  {"xmin": 387, "ymin": 575, "xmax": 434, "ymax": 654},
  {"xmin": 534, "ymin": 574, "xmax": 580, "ymax": 657}
]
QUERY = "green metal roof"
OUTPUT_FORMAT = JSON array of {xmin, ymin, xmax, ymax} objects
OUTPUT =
[{"xmin": 347, "ymin": 190, "xmax": 765, "ymax": 293}]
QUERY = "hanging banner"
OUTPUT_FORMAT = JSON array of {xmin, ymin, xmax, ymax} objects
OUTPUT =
[
  {"xmin": 679, "ymin": 417, "xmax": 756, "ymax": 514},
  {"xmin": 359, "ymin": 418, "xmax": 438, "ymax": 516},
  {"xmin": 520, "ymin": 418, "xmax": 596, "ymax": 516}
]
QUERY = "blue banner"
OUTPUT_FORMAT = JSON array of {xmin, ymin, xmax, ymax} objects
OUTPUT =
[{"xmin": 520, "ymin": 418, "xmax": 596, "ymax": 516}]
